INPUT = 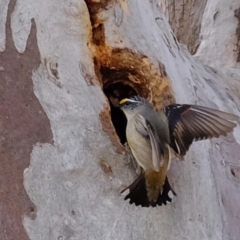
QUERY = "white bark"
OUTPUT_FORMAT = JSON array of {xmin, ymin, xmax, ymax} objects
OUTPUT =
[
  {"xmin": 1, "ymin": 0, "xmax": 240, "ymax": 239},
  {"xmin": 0, "ymin": 0, "xmax": 9, "ymax": 51},
  {"xmin": 195, "ymin": 0, "xmax": 240, "ymax": 70},
  {"xmin": 158, "ymin": 0, "xmax": 240, "ymax": 80}
]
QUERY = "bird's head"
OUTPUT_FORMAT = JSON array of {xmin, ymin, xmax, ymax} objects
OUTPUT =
[{"xmin": 119, "ymin": 96, "xmax": 148, "ymax": 116}]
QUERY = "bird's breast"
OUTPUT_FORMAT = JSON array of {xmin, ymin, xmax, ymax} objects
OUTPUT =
[{"xmin": 126, "ymin": 120, "xmax": 153, "ymax": 170}]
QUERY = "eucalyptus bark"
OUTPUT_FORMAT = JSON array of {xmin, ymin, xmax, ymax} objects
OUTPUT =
[{"xmin": 0, "ymin": 0, "xmax": 240, "ymax": 240}]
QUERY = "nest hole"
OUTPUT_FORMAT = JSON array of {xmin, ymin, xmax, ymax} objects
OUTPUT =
[
  {"xmin": 101, "ymin": 66, "xmax": 148, "ymax": 144},
  {"xmin": 94, "ymin": 48, "xmax": 175, "ymax": 146}
]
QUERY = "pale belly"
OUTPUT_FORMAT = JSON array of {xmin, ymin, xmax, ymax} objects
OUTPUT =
[{"xmin": 126, "ymin": 123, "xmax": 153, "ymax": 171}]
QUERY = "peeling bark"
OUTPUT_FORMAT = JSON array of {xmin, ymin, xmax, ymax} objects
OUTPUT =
[
  {"xmin": 0, "ymin": 0, "xmax": 240, "ymax": 240},
  {"xmin": 158, "ymin": 0, "xmax": 208, "ymax": 54},
  {"xmin": 234, "ymin": 7, "xmax": 240, "ymax": 62},
  {"xmin": 0, "ymin": 1, "xmax": 52, "ymax": 240}
]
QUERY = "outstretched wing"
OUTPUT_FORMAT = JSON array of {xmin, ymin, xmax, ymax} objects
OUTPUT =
[
  {"xmin": 134, "ymin": 114, "xmax": 165, "ymax": 171},
  {"xmin": 164, "ymin": 104, "xmax": 239, "ymax": 156}
]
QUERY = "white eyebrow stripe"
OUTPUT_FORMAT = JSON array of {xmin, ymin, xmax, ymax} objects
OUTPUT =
[{"xmin": 128, "ymin": 99, "xmax": 138, "ymax": 103}]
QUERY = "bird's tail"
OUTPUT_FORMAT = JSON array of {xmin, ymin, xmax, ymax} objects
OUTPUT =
[{"xmin": 121, "ymin": 174, "xmax": 176, "ymax": 207}]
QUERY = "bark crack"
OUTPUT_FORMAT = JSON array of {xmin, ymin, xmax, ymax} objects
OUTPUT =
[{"xmin": 234, "ymin": 7, "xmax": 240, "ymax": 62}]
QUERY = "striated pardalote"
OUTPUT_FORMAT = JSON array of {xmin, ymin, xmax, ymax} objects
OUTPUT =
[{"xmin": 119, "ymin": 96, "xmax": 239, "ymax": 207}]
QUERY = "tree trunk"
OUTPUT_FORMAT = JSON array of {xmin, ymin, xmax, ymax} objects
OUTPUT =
[{"xmin": 0, "ymin": 0, "xmax": 240, "ymax": 240}]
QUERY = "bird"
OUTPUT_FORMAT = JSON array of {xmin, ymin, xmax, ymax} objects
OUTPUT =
[{"xmin": 119, "ymin": 96, "xmax": 239, "ymax": 207}]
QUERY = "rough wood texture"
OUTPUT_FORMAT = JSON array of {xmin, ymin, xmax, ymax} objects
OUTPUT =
[
  {"xmin": 0, "ymin": 0, "xmax": 240, "ymax": 240},
  {"xmin": 158, "ymin": 0, "xmax": 208, "ymax": 54},
  {"xmin": 158, "ymin": 0, "xmax": 240, "ymax": 73}
]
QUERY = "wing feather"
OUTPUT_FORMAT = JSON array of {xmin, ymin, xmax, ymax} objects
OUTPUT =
[
  {"xmin": 134, "ymin": 114, "xmax": 164, "ymax": 171},
  {"xmin": 165, "ymin": 104, "xmax": 239, "ymax": 156}
]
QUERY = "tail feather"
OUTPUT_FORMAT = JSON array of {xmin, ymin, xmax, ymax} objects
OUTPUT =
[{"xmin": 121, "ymin": 174, "xmax": 176, "ymax": 207}]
